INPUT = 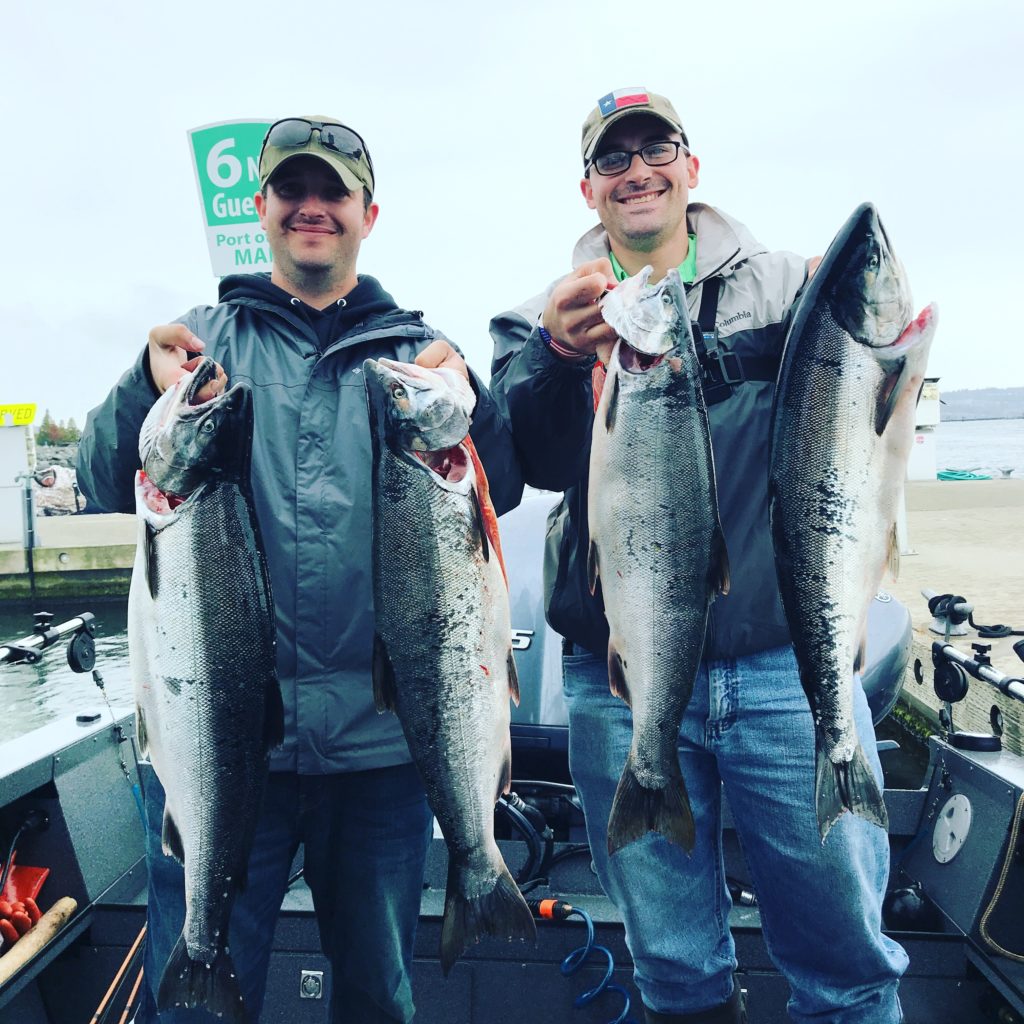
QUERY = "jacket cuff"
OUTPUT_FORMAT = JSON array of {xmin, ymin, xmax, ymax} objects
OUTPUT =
[{"xmin": 527, "ymin": 327, "xmax": 596, "ymax": 373}]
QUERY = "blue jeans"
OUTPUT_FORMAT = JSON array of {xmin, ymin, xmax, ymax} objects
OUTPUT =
[
  {"xmin": 134, "ymin": 762, "xmax": 432, "ymax": 1023},
  {"xmin": 562, "ymin": 644, "xmax": 908, "ymax": 1022}
]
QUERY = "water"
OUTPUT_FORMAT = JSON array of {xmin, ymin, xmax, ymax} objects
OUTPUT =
[
  {"xmin": 1, "ymin": 601, "xmax": 133, "ymax": 742},
  {"xmin": 935, "ymin": 418, "xmax": 1024, "ymax": 478}
]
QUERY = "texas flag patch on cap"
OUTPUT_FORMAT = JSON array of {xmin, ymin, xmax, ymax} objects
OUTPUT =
[{"xmin": 597, "ymin": 88, "xmax": 651, "ymax": 118}]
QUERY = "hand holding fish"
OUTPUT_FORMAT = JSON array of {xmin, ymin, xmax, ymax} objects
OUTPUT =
[
  {"xmin": 415, "ymin": 338, "xmax": 469, "ymax": 379},
  {"xmin": 542, "ymin": 258, "xmax": 619, "ymax": 364},
  {"xmin": 148, "ymin": 324, "xmax": 226, "ymax": 401}
]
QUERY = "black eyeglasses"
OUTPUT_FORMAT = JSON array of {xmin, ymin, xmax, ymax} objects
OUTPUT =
[
  {"xmin": 588, "ymin": 141, "xmax": 686, "ymax": 177},
  {"xmin": 259, "ymin": 118, "xmax": 375, "ymax": 182}
]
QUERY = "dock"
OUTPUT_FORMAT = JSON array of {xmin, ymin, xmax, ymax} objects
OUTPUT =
[{"xmin": 0, "ymin": 513, "xmax": 135, "ymax": 601}]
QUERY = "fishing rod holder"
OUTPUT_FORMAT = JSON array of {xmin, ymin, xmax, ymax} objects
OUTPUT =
[
  {"xmin": 0, "ymin": 612, "xmax": 97, "ymax": 673},
  {"xmin": 929, "ymin": 639, "xmax": 1024, "ymax": 753}
]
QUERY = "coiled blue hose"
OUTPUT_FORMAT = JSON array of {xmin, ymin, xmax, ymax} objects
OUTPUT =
[{"xmin": 557, "ymin": 905, "xmax": 636, "ymax": 1024}]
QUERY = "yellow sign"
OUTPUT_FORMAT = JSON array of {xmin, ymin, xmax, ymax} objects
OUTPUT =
[{"xmin": 0, "ymin": 404, "xmax": 37, "ymax": 426}]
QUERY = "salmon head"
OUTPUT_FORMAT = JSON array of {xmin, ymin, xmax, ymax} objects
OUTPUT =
[
  {"xmin": 821, "ymin": 202, "xmax": 915, "ymax": 352},
  {"xmin": 138, "ymin": 356, "xmax": 253, "ymax": 501},
  {"xmin": 363, "ymin": 357, "xmax": 476, "ymax": 487},
  {"xmin": 600, "ymin": 265, "xmax": 690, "ymax": 375}
]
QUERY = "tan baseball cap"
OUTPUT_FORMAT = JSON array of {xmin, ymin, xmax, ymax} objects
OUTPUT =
[
  {"xmin": 258, "ymin": 116, "xmax": 375, "ymax": 196},
  {"xmin": 581, "ymin": 89, "xmax": 689, "ymax": 165}
]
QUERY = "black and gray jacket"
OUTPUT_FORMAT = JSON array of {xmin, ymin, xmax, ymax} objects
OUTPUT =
[
  {"xmin": 78, "ymin": 273, "xmax": 522, "ymax": 774},
  {"xmin": 489, "ymin": 204, "xmax": 807, "ymax": 661}
]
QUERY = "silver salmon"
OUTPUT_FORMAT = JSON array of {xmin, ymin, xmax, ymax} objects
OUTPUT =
[
  {"xmin": 769, "ymin": 202, "xmax": 937, "ymax": 840},
  {"xmin": 129, "ymin": 357, "xmax": 282, "ymax": 1021},
  {"xmin": 590, "ymin": 267, "xmax": 730, "ymax": 856},
  {"xmin": 363, "ymin": 357, "xmax": 535, "ymax": 975}
]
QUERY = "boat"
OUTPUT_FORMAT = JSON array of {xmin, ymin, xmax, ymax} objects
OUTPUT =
[{"xmin": 2, "ymin": 494, "xmax": 1024, "ymax": 1022}]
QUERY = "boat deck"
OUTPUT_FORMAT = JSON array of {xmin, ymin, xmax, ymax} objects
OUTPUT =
[{"xmin": 2, "ymin": 714, "xmax": 1019, "ymax": 1023}]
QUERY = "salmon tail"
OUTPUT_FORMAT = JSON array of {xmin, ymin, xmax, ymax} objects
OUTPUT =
[
  {"xmin": 815, "ymin": 740, "xmax": 889, "ymax": 841},
  {"xmin": 439, "ymin": 858, "xmax": 536, "ymax": 976},
  {"xmin": 157, "ymin": 934, "xmax": 247, "ymax": 1022},
  {"xmin": 606, "ymin": 754, "xmax": 695, "ymax": 856}
]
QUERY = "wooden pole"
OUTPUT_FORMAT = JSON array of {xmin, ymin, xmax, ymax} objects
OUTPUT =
[{"xmin": 0, "ymin": 896, "xmax": 78, "ymax": 987}]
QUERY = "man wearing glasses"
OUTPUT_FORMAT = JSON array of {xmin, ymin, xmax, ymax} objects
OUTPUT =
[
  {"xmin": 489, "ymin": 89, "xmax": 907, "ymax": 1024},
  {"xmin": 77, "ymin": 115, "xmax": 521, "ymax": 1023}
]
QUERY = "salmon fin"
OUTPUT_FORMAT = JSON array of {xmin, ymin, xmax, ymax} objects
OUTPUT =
[
  {"xmin": 591, "ymin": 362, "xmax": 607, "ymax": 412},
  {"xmin": 607, "ymin": 646, "xmax": 630, "ymax": 707},
  {"xmin": 710, "ymin": 526, "xmax": 731, "ymax": 597},
  {"xmin": 587, "ymin": 540, "xmax": 599, "ymax": 596},
  {"xmin": 815, "ymin": 738, "xmax": 888, "ymax": 841},
  {"xmin": 886, "ymin": 521, "xmax": 900, "ymax": 580},
  {"xmin": 607, "ymin": 753, "xmax": 696, "ymax": 856},
  {"xmin": 873, "ymin": 360, "xmax": 910, "ymax": 436},
  {"xmin": 136, "ymin": 705, "xmax": 149, "ymax": 759},
  {"xmin": 263, "ymin": 676, "xmax": 285, "ymax": 750},
  {"xmin": 507, "ymin": 651, "xmax": 521, "ymax": 707},
  {"xmin": 604, "ymin": 369, "xmax": 619, "ymax": 431},
  {"xmin": 465, "ymin": 436, "xmax": 508, "ymax": 587},
  {"xmin": 161, "ymin": 809, "xmax": 185, "ymax": 864},
  {"xmin": 157, "ymin": 934, "xmax": 247, "ymax": 1022},
  {"xmin": 439, "ymin": 856, "xmax": 536, "ymax": 976},
  {"xmin": 371, "ymin": 633, "xmax": 399, "ymax": 713},
  {"xmin": 496, "ymin": 744, "xmax": 512, "ymax": 802},
  {"xmin": 852, "ymin": 640, "xmax": 866, "ymax": 676},
  {"xmin": 469, "ymin": 482, "xmax": 490, "ymax": 564},
  {"xmin": 145, "ymin": 522, "xmax": 159, "ymax": 600}
]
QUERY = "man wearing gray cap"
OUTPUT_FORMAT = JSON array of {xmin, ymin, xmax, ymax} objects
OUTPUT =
[
  {"xmin": 78, "ymin": 115, "xmax": 521, "ymax": 1023},
  {"xmin": 489, "ymin": 89, "xmax": 907, "ymax": 1023}
]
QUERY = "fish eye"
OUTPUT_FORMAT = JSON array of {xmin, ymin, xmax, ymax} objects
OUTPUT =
[
  {"xmin": 391, "ymin": 384, "xmax": 407, "ymax": 399},
  {"xmin": 867, "ymin": 250, "xmax": 880, "ymax": 271},
  {"xmin": 201, "ymin": 420, "xmax": 216, "ymax": 434},
  {"xmin": 661, "ymin": 293, "xmax": 673, "ymax": 304}
]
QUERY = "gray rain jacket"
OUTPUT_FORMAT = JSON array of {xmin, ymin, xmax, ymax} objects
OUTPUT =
[
  {"xmin": 489, "ymin": 204, "xmax": 806, "ymax": 661},
  {"xmin": 78, "ymin": 273, "xmax": 522, "ymax": 774}
]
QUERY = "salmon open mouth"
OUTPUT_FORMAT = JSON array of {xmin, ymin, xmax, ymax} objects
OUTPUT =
[
  {"xmin": 182, "ymin": 360, "xmax": 219, "ymax": 406},
  {"xmin": 139, "ymin": 470, "xmax": 186, "ymax": 514},
  {"xmin": 619, "ymin": 340, "xmax": 666, "ymax": 374},
  {"xmin": 411, "ymin": 444, "xmax": 470, "ymax": 484}
]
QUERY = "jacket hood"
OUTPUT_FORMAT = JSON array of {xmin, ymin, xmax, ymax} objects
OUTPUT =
[
  {"xmin": 571, "ymin": 202, "xmax": 767, "ymax": 284},
  {"xmin": 213, "ymin": 272, "xmax": 406, "ymax": 349},
  {"xmin": 217, "ymin": 272, "xmax": 399, "ymax": 319}
]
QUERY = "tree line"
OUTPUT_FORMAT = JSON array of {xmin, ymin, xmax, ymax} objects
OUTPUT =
[{"xmin": 35, "ymin": 410, "xmax": 82, "ymax": 445}]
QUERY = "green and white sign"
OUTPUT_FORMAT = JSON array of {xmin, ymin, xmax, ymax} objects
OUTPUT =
[{"xmin": 188, "ymin": 120, "xmax": 272, "ymax": 277}]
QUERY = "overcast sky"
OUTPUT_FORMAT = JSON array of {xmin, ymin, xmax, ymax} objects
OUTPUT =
[{"xmin": 2, "ymin": 0, "xmax": 1021, "ymax": 428}]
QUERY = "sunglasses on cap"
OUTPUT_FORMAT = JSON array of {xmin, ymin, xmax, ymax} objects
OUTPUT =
[{"xmin": 259, "ymin": 118, "xmax": 375, "ymax": 180}]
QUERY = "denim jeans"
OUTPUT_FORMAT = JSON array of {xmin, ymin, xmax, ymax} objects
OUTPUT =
[
  {"xmin": 562, "ymin": 644, "xmax": 908, "ymax": 1023},
  {"xmin": 134, "ymin": 762, "xmax": 433, "ymax": 1023}
]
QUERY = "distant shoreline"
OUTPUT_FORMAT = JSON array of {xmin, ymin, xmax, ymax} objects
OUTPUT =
[{"xmin": 939, "ymin": 415, "xmax": 1024, "ymax": 423}]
